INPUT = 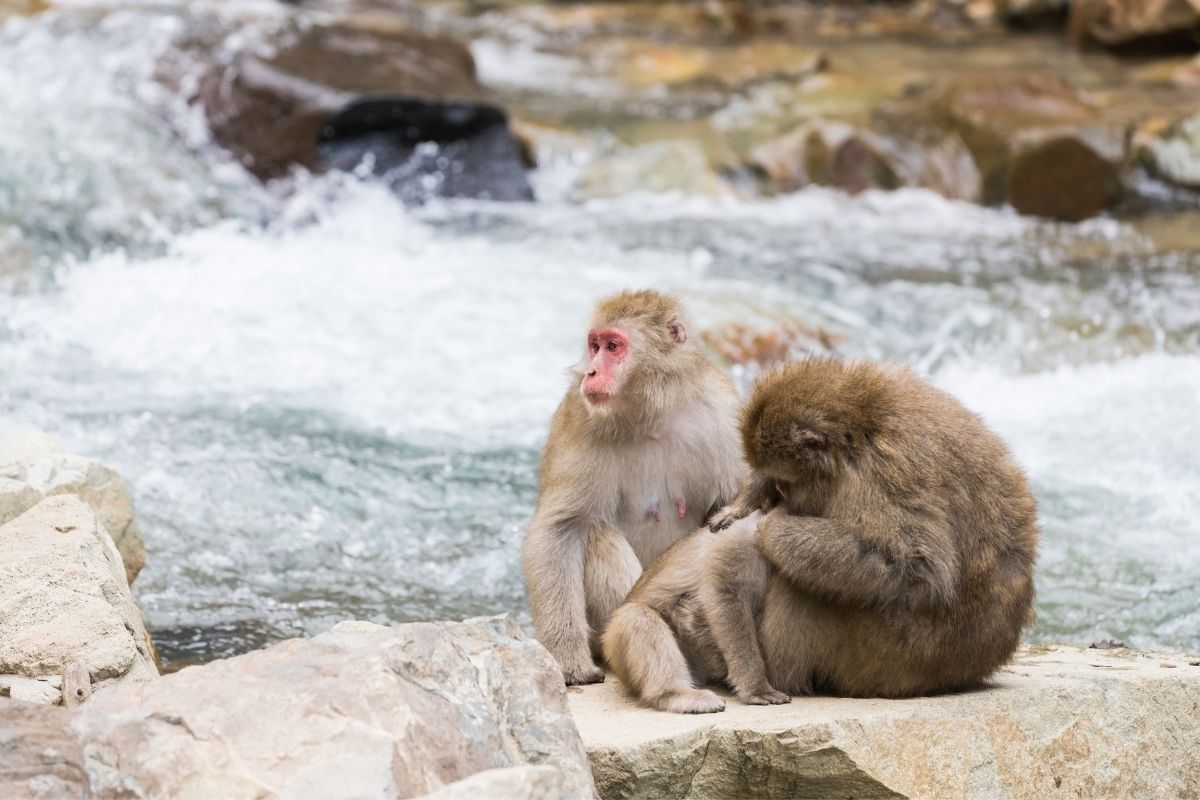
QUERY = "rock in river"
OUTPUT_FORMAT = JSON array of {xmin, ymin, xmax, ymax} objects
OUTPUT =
[{"xmin": 197, "ymin": 21, "xmax": 533, "ymax": 202}]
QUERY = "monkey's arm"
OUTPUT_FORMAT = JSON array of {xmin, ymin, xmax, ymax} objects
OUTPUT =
[
  {"xmin": 755, "ymin": 510, "xmax": 958, "ymax": 611},
  {"xmin": 523, "ymin": 495, "xmax": 606, "ymax": 685},
  {"xmin": 709, "ymin": 472, "xmax": 777, "ymax": 532}
]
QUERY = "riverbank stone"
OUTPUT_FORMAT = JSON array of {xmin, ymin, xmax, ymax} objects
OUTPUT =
[
  {"xmin": 0, "ymin": 432, "xmax": 145, "ymax": 584},
  {"xmin": 0, "ymin": 616, "xmax": 594, "ymax": 799},
  {"xmin": 571, "ymin": 644, "xmax": 1200, "ymax": 800},
  {"xmin": 0, "ymin": 496, "xmax": 158, "ymax": 705}
]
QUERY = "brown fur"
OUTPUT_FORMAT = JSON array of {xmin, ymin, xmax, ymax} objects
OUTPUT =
[
  {"xmin": 603, "ymin": 357, "xmax": 1039, "ymax": 710},
  {"xmin": 523, "ymin": 291, "xmax": 743, "ymax": 685}
]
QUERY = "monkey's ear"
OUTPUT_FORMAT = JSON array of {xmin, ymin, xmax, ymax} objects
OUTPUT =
[
  {"xmin": 667, "ymin": 318, "xmax": 687, "ymax": 345},
  {"xmin": 790, "ymin": 425, "xmax": 827, "ymax": 449}
]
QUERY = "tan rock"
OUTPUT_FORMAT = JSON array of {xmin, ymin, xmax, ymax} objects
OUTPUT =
[
  {"xmin": 0, "ymin": 616, "xmax": 593, "ymax": 799},
  {"xmin": 571, "ymin": 645, "xmax": 1200, "ymax": 799},
  {"xmin": 578, "ymin": 141, "xmax": 734, "ymax": 199},
  {"xmin": 881, "ymin": 72, "xmax": 1125, "ymax": 218},
  {"xmin": 0, "ymin": 432, "xmax": 145, "ymax": 584},
  {"xmin": 0, "ymin": 496, "xmax": 158, "ymax": 702},
  {"xmin": 750, "ymin": 120, "xmax": 900, "ymax": 195}
]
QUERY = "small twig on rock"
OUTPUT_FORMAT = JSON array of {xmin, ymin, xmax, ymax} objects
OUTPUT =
[{"xmin": 62, "ymin": 661, "xmax": 92, "ymax": 708}]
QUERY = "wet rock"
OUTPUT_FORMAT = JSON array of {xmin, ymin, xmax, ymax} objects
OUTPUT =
[
  {"xmin": 750, "ymin": 120, "xmax": 899, "ymax": 195},
  {"xmin": 1, "ymin": 616, "xmax": 594, "ymax": 799},
  {"xmin": 199, "ymin": 22, "xmax": 532, "ymax": 201},
  {"xmin": 0, "ymin": 496, "xmax": 158, "ymax": 704},
  {"xmin": 602, "ymin": 38, "xmax": 826, "ymax": 92},
  {"xmin": 1068, "ymin": 0, "xmax": 1200, "ymax": 47},
  {"xmin": 572, "ymin": 645, "xmax": 1200, "ymax": 799},
  {"xmin": 578, "ymin": 140, "xmax": 734, "ymax": 199},
  {"xmin": 883, "ymin": 72, "xmax": 1124, "ymax": 218},
  {"xmin": 1138, "ymin": 112, "xmax": 1200, "ymax": 190},
  {"xmin": 0, "ymin": 432, "xmax": 145, "ymax": 585},
  {"xmin": 1009, "ymin": 125, "xmax": 1124, "ymax": 220}
]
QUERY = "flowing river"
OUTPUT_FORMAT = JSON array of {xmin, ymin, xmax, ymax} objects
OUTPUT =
[{"xmin": 1, "ymin": 7, "xmax": 1198, "ymax": 667}]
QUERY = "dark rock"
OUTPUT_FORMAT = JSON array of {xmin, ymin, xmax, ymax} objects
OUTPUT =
[
  {"xmin": 1068, "ymin": 0, "xmax": 1200, "ymax": 49},
  {"xmin": 317, "ymin": 99, "xmax": 534, "ymax": 202},
  {"xmin": 1010, "ymin": 125, "xmax": 1124, "ymax": 220},
  {"xmin": 198, "ymin": 22, "xmax": 531, "ymax": 202}
]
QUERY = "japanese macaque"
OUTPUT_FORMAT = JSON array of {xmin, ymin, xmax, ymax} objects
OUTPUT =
[
  {"xmin": 523, "ymin": 290, "xmax": 743, "ymax": 685},
  {"xmin": 603, "ymin": 358, "xmax": 1038, "ymax": 712}
]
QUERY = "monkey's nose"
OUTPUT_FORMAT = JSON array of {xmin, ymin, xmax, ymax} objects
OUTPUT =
[{"xmin": 586, "ymin": 369, "xmax": 597, "ymax": 377}]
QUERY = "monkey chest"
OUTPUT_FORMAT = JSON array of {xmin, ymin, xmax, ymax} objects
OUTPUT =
[{"xmin": 612, "ymin": 438, "xmax": 716, "ymax": 566}]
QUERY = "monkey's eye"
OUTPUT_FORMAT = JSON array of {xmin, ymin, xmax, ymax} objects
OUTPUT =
[
  {"xmin": 589, "ymin": 340, "xmax": 600, "ymax": 354},
  {"xmin": 606, "ymin": 340, "xmax": 619, "ymax": 352}
]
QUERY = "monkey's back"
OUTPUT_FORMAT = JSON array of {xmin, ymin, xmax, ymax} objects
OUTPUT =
[{"xmin": 764, "ymin": 360, "xmax": 1039, "ymax": 697}]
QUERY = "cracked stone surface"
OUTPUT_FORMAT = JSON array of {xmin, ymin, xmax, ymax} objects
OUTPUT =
[
  {"xmin": 570, "ymin": 644, "xmax": 1200, "ymax": 799},
  {"xmin": 0, "ymin": 495, "xmax": 158, "ymax": 704},
  {"xmin": 0, "ymin": 432, "xmax": 145, "ymax": 585},
  {"xmin": 0, "ymin": 616, "xmax": 595, "ymax": 800}
]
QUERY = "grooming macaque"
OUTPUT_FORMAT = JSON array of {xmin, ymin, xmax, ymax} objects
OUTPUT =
[
  {"xmin": 523, "ymin": 290, "xmax": 743, "ymax": 685},
  {"xmin": 603, "ymin": 358, "xmax": 1038, "ymax": 711}
]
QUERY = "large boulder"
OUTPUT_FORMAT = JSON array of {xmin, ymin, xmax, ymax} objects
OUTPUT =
[
  {"xmin": 880, "ymin": 72, "xmax": 1125, "ymax": 220},
  {"xmin": 196, "ymin": 21, "xmax": 532, "ymax": 202},
  {"xmin": 572, "ymin": 644, "xmax": 1200, "ymax": 799},
  {"xmin": 0, "ymin": 616, "xmax": 594, "ymax": 799},
  {"xmin": 0, "ymin": 496, "xmax": 158, "ymax": 706},
  {"xmin": 0, "ymin": 432, "xmax": 145, "ymax": 584}
]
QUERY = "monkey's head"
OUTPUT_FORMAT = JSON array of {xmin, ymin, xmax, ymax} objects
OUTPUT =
[
  {"xmin": 741, "ymin": 358, "xmax": 895, "ymax": 483},
  {"xmin": 578, "ymin": 290, "xmax": 694, "ymax": 419}
]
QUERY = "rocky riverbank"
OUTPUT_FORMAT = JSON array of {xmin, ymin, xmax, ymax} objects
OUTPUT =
[{"xmin": 3, "ymin": 436, "xmax": 1200, "ymax": 799}]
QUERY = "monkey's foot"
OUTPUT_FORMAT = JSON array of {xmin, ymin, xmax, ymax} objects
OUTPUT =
[
  {"xmin": 739, "ymin": 686, "xmax": 791, "ymax": 705},
  {"xmin": 562, "ymin": 662, "xmax": 605, "ymax": 686},
  {"xmin": 659, "ymin": 688, "xmax": 726, "ymax": 714}
]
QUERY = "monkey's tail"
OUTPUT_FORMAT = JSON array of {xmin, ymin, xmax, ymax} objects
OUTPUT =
[{"xmin": 602, "ymin": 603, "xmax": 701, "ymax": 710}]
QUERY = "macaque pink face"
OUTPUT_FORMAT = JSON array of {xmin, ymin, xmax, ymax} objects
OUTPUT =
[{"xmin": 581, "ymin": 327, "xmax": 631, "ymax": 406}]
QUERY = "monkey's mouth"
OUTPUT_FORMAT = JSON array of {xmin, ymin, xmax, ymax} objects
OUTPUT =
[{"xmin": 583, "ymin": 390, "xmax": 612, "ymax": 406}]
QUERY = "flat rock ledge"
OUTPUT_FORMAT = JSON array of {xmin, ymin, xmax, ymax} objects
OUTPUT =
[{"xmin": 571, "ymin": 645, "xmax": 1200, "ymax": 800}]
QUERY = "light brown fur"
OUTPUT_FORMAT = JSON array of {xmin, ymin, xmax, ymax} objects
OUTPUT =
[
  {"xmin": 603, "ymin": 357, "xmax": 1039, "ymax": 710},
  {"xmin": 523, "ymin": 290, "xmax": 743, "ymax": 685}
]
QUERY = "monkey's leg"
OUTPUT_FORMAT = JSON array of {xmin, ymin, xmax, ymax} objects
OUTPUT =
[
  {"xmin": 583, "ymin": 524, "xmax": 643, "ymax": 655},
  {"xmin": 699, "ymin": 522, "xmax": 790, "ymax": 705},
  {"xmin": 522, "ymin": 522, "xmax": 604, "ymax": 685},
  {"xmin": 756, "ymin": 512, "xmax": 956, "ymax": 611},
  {"xmin": 602, "ymin": 603, "xmax": 725, "ymax": 714}
]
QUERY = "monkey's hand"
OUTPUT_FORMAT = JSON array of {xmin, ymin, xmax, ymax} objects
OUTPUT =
[
  {"xmin": 707, "ymin": 503, "xmax": 746, "ymax": 532},
  {"xmin": 709, "ymin": 475, "xmax": 775, "ymax": 531},
  {"xmin": 559, "ymin": 656, "xmax": 605, "ymax": 686}
]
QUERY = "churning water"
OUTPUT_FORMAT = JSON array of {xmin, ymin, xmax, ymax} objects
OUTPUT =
[{"xmin": 2, "ymin": 9, "xmax": 1198, "ymax": 666}]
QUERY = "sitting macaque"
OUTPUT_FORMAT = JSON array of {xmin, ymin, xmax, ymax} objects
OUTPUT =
[
  {"xmin": 603, "ymin": 358, "xmax": 1039, "ymax": 712},
  {"xmin": 523, "ymin": 290, "xmax": 743, "ymax": 685}
]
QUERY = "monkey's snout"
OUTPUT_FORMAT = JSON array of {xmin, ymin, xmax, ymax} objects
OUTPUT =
[{"xmin": 586, "ymin": 369, "xmax": 597, "ymax": 377}]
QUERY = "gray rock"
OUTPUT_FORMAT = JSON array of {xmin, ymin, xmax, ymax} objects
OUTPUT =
[
  {"xmin": 0, "ymin": 432, "xmax": 145, "ymax": 585},
  {"xmin": 1, "ymin": 616, "xmax": 594, "ymax": 799},
  {"xmin": 0, "ymin": 496, "xmax": 158, "ymax": 703},
  {"xmin": 571, "ymin": 644, "xmax": 1200, "ymax": 799}
]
